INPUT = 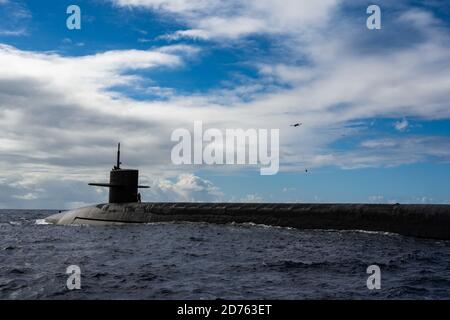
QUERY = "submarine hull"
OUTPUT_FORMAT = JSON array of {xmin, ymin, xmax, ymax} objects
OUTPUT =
[{"xmin": 45, "ymin": 202, "xmax": 450, "ymax": 240}]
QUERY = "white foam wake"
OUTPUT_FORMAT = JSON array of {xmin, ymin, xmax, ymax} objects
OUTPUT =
[{"xmin": 35, "ymin": 219, "xmax": 51, "ymax": 225}]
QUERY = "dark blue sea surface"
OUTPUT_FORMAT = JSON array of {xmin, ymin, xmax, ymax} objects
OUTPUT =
[{"xmin": 1, "ymin": 209, "xmax": 449, "ymax": 299}]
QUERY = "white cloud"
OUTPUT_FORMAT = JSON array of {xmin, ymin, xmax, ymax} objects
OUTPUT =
[
  {"xmin": 394, "ymin": 119, "xmax": 409, "ymax": 132},
  {"xmin": 343, "ymin": 136, "xmax": 450, "ymax": 168},
  {"xmin": 146, "ymin": 174, "xmax": 224, "ymax": 202},
  {"xmin": 0, "ymin": 29, "xmax": 27, "ymax": 36},
  {"xmin": 0, "ymin": 43, "xmax": 205, "ymax": 206},
  {"xmin": 111, "ymin": 0, "xmax": 340, "ymax": 40},
  {"xmin": 0, "ymin": 0, "xmax": 31, "ymax": 36},
  {"xmin": 239, "ymin": 194, "xmax": 264, "ymax": 203},
  {"xmin": 167, "ymin": 16, "xmax": 266, "ymax": 40}
]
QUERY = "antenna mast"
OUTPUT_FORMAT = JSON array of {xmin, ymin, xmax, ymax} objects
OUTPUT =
[{"xmin": 116, "ymin": 143, "xmax": 121, "ymax": 170}]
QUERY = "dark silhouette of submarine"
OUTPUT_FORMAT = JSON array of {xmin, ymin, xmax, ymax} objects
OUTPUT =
[{"xmin": 45, "ymin": 144, "xmax": 450, "ymax": 240}]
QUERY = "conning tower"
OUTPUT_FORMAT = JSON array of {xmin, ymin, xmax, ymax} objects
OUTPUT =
[{"xmin": 89, "ymin": 143, "xmax": 149, "ymax": 203}]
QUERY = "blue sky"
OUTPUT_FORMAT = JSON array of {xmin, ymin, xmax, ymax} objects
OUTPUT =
[{"xmin": 1, "ymin": 0, "xmax": 450, "ymax": 209}]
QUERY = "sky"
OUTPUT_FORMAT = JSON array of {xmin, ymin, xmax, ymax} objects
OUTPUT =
[{"xmin": 0, "ymin": 0, "xmax": 450, "ymax": 209}]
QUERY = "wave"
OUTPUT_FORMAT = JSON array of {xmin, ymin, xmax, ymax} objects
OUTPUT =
[
  {"xmin": 228, "ymin": 221, "xmax": 295, "ymax": 230},
  {"xmin": 309, "ymin": 228, "xmax": 400, "ymax": 237},
  {"xmin": 34, "ymin": 219, "xmax": 51, "ymax": 225}
]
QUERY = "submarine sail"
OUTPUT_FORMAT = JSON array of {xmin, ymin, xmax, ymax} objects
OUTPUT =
[{"xmin": 88, "ymin": 143, "xmax": 149, "ymax": 203}]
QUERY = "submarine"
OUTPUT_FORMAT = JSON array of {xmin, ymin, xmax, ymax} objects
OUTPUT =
[{"xmin": 45, "ymin": 144, "xmax": 450, "ymax": 240}]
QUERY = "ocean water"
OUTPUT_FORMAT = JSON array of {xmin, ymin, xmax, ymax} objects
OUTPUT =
[{"xmin": 1, "ymin": 209, "xmax": 449, "ymax": 299}]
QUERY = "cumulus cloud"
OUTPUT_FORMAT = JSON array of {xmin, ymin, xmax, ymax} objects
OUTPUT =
[
  {"xmin": 394, "ymin": 119, "xmax": 409, "ymax": 132},
  {"xmin": 0, "ymin": 43, "xmax": 207, "ymax": 208},
  {"xmin": 146, "ymin": 174, "xmax": 223, "ymax": 202},
  {"xmin": 0, "ymin": 43, "xmax": 197, "ymax": 168}
]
